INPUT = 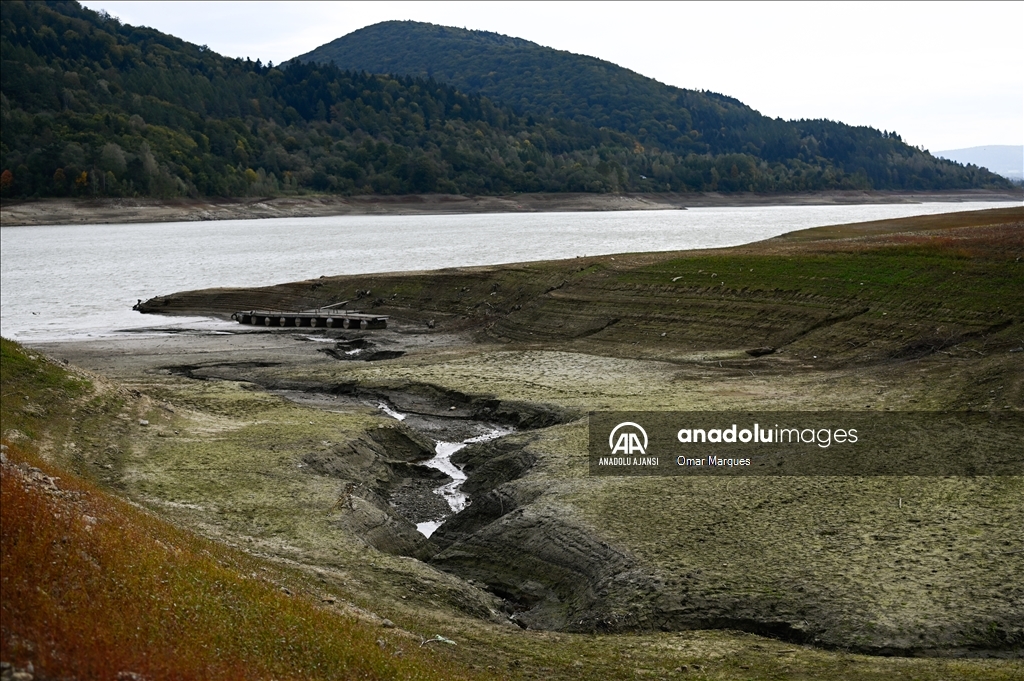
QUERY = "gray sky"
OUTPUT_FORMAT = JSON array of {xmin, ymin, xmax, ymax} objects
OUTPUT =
[{"xmin": 80, "ymin": 1, "xmax": 1022, "ymax": 152}]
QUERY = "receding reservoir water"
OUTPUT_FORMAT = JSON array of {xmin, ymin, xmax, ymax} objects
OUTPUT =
[{"xmin": 1, "ymin": 202, "xmax": 1017, "ymax": 341}]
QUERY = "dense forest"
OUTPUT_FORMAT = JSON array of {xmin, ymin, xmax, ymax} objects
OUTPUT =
[
  {"xmin": 0, "ymin": 2, "xmax": 1008, "ymax": 200},
  {"xmin": 302, "ymin": 21, "xmax": 1011, "ymax": 193}
]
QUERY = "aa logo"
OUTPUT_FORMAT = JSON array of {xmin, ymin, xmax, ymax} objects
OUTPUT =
[{"xmin": 609, "ymin": 422, "xmax": 648, "ymax": 455}]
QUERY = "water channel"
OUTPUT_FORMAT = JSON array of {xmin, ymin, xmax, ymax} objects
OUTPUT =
[
  {"xmin": 376, "ymin": 402, "xmax": 513, "ymax": 537},
  {"xmin": 270, "ymin": 388, "xmax": 513, "ymax": 538},
  {"xmin": 5, "ymin": 202, "xmax": 1016, "ymax": 536}
]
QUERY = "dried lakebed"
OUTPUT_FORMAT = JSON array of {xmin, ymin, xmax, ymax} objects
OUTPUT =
[
  {"xmin": 11, "ymin": 338, "xmax": 1022, "ymax": 681},
  {"xmin": 33, "ymin": 208, "xmax": 1024, "ymax": 662},
  {"xmin": 75, "ymin": 325, "xmax": 1022, "ymax": 657}
]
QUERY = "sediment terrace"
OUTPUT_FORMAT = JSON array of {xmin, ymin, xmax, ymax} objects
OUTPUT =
[{"xmin": 139, "ymin": 207, "xmax": 1024, "ymax": 384}]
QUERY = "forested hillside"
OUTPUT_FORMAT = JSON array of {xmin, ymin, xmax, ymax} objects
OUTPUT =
[
  {"xmin": 0, "ymin": 2, "xmax": 1008, "ymax": 200},
  {"xmin": 301, "ymin": 21, "xmax": 1010, "ymax": 193},
  {"xmin": 0, "ymin": 1, "xmax": 656, "ymax": 198}
]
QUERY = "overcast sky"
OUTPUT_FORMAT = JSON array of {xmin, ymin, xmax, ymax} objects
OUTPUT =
[{"xmin": 80, "ymin": 1, "xmax": 1022, "ymax": 153}]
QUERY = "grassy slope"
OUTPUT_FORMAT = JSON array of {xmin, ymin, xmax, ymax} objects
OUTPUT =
[
  {"xmin": 0, "ymin": 338, "xmax": 482, "ymax": 681},
  {"xmin": 4, "ymin": 341, "xmax": 1021, "ymax": 680}
]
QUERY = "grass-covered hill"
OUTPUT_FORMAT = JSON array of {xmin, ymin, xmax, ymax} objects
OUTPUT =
[
  {"xmin": 1, "ymin": 3, "xmax": 1010, "ymax": 201},
  {"xmin": 300, "ymin": 20, "xmax": 1012, "ymax": 193}
]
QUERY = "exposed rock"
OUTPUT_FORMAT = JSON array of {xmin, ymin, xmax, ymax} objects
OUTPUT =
[
  {"xmin": 2, "ymin": 430, "xmax": 29, "ymax": 443},
  {"xmin": 116, "ymin": 672, "xmax": 147, "ymax": 681},
  {"xmin": 301, "ymin": 430, "xmax": 439, "ymax": 555},
  {"xmin": 334, "ymin": 492, "xmax": 426, "ymax": 556}
]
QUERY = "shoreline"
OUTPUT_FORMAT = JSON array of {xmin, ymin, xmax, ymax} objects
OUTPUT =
[{"xmin": 2, "ymin": 188, "xmax": 1020, "ymax": 227}]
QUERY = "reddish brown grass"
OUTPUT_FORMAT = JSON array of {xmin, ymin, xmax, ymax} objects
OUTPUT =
[{"xmin": 0, "ymin": 443, "xmax": 479, "ymax": 680}]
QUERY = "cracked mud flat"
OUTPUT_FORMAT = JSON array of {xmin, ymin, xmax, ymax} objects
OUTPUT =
[{"xmin": 29, "ymin": 207, "xmax": 1024, "ymax": 667}]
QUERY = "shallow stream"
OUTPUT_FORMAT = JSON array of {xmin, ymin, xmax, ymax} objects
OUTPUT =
[
  {"xmin": 377, "ymin": 401, "xmax": 512, "ymax": 537},
  {"xmin": 272, "ymin": 388, "xmax": 513, "ymax": 537}
]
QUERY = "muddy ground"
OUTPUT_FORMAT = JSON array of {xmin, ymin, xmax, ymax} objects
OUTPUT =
[
  {"xmin": 2, "ymin": 188, "xmax": 1020, "ymax": 226},
  {"xmin": 18, "ymin": 207, "xmax": 1024, "ymax": 676}
]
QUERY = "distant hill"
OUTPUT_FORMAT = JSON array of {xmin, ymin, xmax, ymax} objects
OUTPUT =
[
  {"xmin": 300, "ymin": 21, "xmax": 1010, "ymax": 192},
  {"xmin": 935, "ymin": 146, "xmax": 1023, "ymax": 181}
]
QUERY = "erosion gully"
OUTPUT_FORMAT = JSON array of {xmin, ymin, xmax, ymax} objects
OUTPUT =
[
  {"xmin": 272, "ymin": 387, "xmax": 514, "ymax": 537},
  {"xmin": 377, "ymin": 400, "xmax": 512, "ymax": 536}
]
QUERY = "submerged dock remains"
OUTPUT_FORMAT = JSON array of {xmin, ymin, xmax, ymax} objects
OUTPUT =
[{"xmin": 231, "ymin": 301, "xmax": 387, "ymax": 329}]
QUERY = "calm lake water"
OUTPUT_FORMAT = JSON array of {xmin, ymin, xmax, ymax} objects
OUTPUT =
[{"xmin": 1, "ymin": 201, "xmax": 1017, "ymax": 342}]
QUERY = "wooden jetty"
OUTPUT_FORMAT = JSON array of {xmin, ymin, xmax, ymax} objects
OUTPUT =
[{"xmin": 231, "ymin": 302, "xmax": 387, "ymax": 329}]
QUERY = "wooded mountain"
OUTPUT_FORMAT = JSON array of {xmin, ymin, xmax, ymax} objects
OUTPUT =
[
  {"xmin": 0, "ymin": 3, "xmax": 1007, "ymax": 200},
  {"xmin": 1, "ymin": 1, "xmax": 659, "ymax": 198},
  {"xmin": 301, "ymin": 21, "xmax": 1010, "ymax": 193}
]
